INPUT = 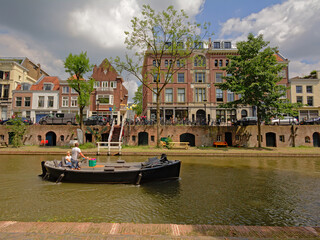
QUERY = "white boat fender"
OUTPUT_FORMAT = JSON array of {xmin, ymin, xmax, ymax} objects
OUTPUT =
[{"xmin": 135, "ymin": 172, "xmax": 142, "ymax": 185}]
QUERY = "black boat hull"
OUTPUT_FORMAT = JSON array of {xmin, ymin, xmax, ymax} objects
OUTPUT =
[{"xmin": 42, "ymin": 160, "xmax": 181, "ymax": 184}]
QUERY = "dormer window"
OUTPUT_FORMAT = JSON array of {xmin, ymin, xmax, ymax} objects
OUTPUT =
[
  {"xmin": 213, "ymin": 42, "xmax": 221, "ymax": 49},
  {"xmin": 21, "ymin": 83, "xmax": 31, "ymax": 90},
  {"xmin": 43, "ymin": 83, "xmax": 53, "ymax": 91},
  {"xmin": 224, "ymin": 42, "xmax": 231, "ymax": 48},
  {"xmin": 165, "ymin": 42, "xmax": 172, "ymax": 48},
  {"xmin": 194, "ymin": 42, "xmax": 203, "ymax": 49}
]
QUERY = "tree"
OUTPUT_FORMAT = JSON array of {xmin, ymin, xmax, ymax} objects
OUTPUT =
[
  {"xmin": 64, "ymin": 51, "xmax": 95, "ymax": 135},
  {"xmin": 217, "ymin": 33, "xmax": 301, "ymax": 148},
  {"xmin": 114, "ymin": 4, "xmax": 211, "ymax": 146},
  {"xmin": 132, "ymin": 84, "xmax": 143, "ymax": 116},
  {"xmin": 6, "ymin": 118, "xmax": 27, "ymax": 147}
]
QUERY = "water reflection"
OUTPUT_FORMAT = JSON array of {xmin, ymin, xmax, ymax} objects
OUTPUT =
[{"xmin": 0, "ymin": 155, "xmax": 319, "ymax": 226}]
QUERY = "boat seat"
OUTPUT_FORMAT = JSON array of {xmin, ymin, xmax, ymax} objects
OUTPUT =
[
  {"xmin": 60, "ymin": 157, "xmax": 70, "ymax": 167},
  {"xmin": 53, "ymin": 160, "xmax": 60, "ymax": 167},
  {"xmin": 104, "ymin": 167, "xmax": 115, "ymax": 172}
]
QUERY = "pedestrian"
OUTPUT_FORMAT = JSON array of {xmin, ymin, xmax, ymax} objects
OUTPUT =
[{"xmin": 71, "ymin": 142, "xmax": 89, "ymax": 170}]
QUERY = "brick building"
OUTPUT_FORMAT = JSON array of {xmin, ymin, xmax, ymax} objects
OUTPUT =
[
  {"xmin": 12, "ymin": 76, "xmax": 60, "ymax": 122},
  {"xmin": 142, "ymin": 39, "xmax": 289, "ymax": 124},
  {"xmin": 90, "ymin": 59, "xmax": 128, "ymax": 124},
  {"xmin": 0, "ymin": 57, "xmax": 49, "ymax": 120},
  {"xmin": 290, "ymin": 71, "xmax": 320, "ymax": 120}
]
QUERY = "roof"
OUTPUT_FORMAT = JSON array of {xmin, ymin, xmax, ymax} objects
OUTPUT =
[{"xmin": 30, "ymin": 76, "xmax": 61, "ymax": 90}]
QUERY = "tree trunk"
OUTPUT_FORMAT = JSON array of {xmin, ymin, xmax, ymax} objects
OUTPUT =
[
  {"xmin": 257, "ymin": 107, "xmax": 262, "ymax": 148},
  {"xmin": 156, "ymin": 93, "xmax": 160, "ymax": 147},
  {"xmin": 79, "ymin": 106, "xmax": 85, "ymax": 144}
]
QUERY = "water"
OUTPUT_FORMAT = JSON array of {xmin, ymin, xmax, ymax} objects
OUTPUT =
[{"xmin": 0, "ymin": 154, "xmax": 319, "ymax": 226}]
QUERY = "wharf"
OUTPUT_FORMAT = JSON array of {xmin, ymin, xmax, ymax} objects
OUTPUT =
[{"xmin": 0, "ymin": 221, "xmax": 319, "ymax": 239}]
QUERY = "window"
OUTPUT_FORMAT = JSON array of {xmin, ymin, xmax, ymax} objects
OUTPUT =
[
  {"xmin": 214, "ymin": 60, "xmax": 218, "ymax": 67},
  {"xmin": 110, "ymin": 81, "xmax": 117, "ymax": 88},
  {"xmin": 47, "ymin": 96, "xmax": 54, "ymax": 108},
  {"xmin": 151, "ymin": 135, "xmax": 155, "ymax": 142},
  {"xmin": 177, "ymin": 88, "xmax": 185, "ymax": 102},
  {"xmin": 153, "ymin": 74, "xmax": 159, "ymax": 82},
  {"xmin": 306, "ymin": 86, "xmax": 313, "ymax": 93},
  {"xmin": 152, "ymin": 88, "xmax": 157, "ymax": 103},
  {"xmin": 153, "ymin": 60, "xmax": 156, "ymax": 66},
  {"xmin": 165, "ymin": 88, "xmax": 173, "ymax": 103},
  {"xmin": 24, "ymin": 97, "xmax": 30, "ymax": 107},
  {"xmin": 60, "ymin": 135, "xmax": 65, "ymax": 142},
  {"xmin": 4, "ymin": 71, "xmax": 10, "ymax": 80},
  {"xmin": 279, "ymin": 135, "xmax": 285, "ymax": 142},
  {"xmin": 219, "ymin": 60, "xmax": 223, "ymax": 67},
  {"xmin": 38, "ymin": 96, "xmax": 44, "ymax": 107},
  {"xmin": 226, "ymin": 60, "xmax": 229, "ymax": 66},
  {"xmin": 3, "ymin": 85, "xmax": 9, "ymax": 98},
  {"xmin": 195, "ymin": 88, "xmax": 206, "ymax": 102},
  {"xmin": 307, "ymin": 96, "xmax": 313, "ymax": 106},
  {"xmin": 305, "ymin": 136, "xmax": 310, "ymax": 143},
  {"xmin": 43, "ymin": 83, "xmax": 52, "ymax": 91},
  {"xmin": 216, "ymin": 110, "xmax": 225, "ymax": 122},
  {"xmin": 165, "ymin": 42, "xmax": 172, "ymax": 48},
  {"xmin": 166, "ymin": 73, "xmax": 173, "ymax": 81},
  {"xmin": 216, "ymin": 89, "xmax": 223, "ymax": 102},
  {"xmin": 194, "ymin": 42, "xmax": 203, "ymax": 49},
  {"xmin": 296, "ymin": 85, "xmax": 302, "ymax": 93},
  {"xmin": 101, "ymin": 81, "xmax": 108, "ymax": 88},
  {"xmin": 296, "ymin": 96, "xmax": 303, "ymax": 103},
  {"xmin": 224, "ymin": 42, "xmax": 231, "ymax": 48},
  {"xmin": 71, "ymin": 96, "xmax": 78, "ymax": 107},
  {"xmin": 227, "ymin": 109, "xmax": 236, "ymax": 122},
  {"xmin": 227, "ymin": 90, "xmax": 234, "ymax": 102},
  {"xmin": 62, "ymin": 86, "xmax": 69, "ymax": 93},
  {"xmin": 71, "ymin": 88, "xmax": 77, "ymax": 93},
  {"xmin": 21, "ymin": 83, "xmax": 30, "ymax": 90},
  {"xmin": 194, "ymin": 55, "xmax": 206, "ymax": 67},
  {"xmin": 94, "ymin": 81, "xmax": 100, "ymax": 88},
  {"xmin": 97, "ymin": 95, "xmax": 113, "ymax": 105},
  {"xmin": 132, "ymin": 135, "xmax": 136, "ymax": 142},
  {"xmin": 62, "ymin": 97, "xmax": 69, "ymax": 107},
  {"xmin": 178, "ymin": 73, "xmax": 185, "ymax": 83},
  {"xmin": 177, "ymin": 60, "xmax": 180, "ymax": 67},
  {"xmin": 195, "ymin": 72, "xmax": 205, "ymax": 83},
  {"xmin": 16, "ymin": 97, "xmax": 22, "ymax": 107},
  {"xmin": 217, "ymin": 135, "xmax": 222, "ymax": 141},
  {"xmin": 215, "ymin": 73, "xmax": 223, "ymax": 83},
  {"xmin": 165, "ymin": 60, "xmax": 168, "ymax": 67},
  {"xmin": 213, "ymin": 42, "xmax": 220, "ymax": 49},
  {"xmin": 26, "ymin": 111, "xmax": 30, "ymax": 118}
]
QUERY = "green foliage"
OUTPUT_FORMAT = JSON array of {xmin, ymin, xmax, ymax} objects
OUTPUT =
[
  {"xmin": 132, "ymin": 84, "xmax": 143, "ymax": 116},
  {"xmin": 113, "ymin": 4, "xmax": 212, "ymax": 146},
  {"xmin": 79, "ymin": 142, "xmax": 96, "ymax": 149},
  {"xmin": 6, "ymin": 118, "xmax": 27, "ymax": 147},
  {"xmin": 303, "ymin": 70, "xmax": 317, "ymax": 79},
  {"xmin": 217, "ymin": 33, "xmax": 301, "ymax": 147},
  {"xmin": 64, "ymin": 51, "xmax": 95, "ymax": 130}
]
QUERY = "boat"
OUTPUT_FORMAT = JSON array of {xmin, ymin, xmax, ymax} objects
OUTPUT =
[{"xmin": 39, "ymin": 154, "xmax": 181, "ymax": 184}]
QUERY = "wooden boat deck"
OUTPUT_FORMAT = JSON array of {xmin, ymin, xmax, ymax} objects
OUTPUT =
[{"xmin": 0, "ymin": 221, "xmax": 319, "ymax": 239}]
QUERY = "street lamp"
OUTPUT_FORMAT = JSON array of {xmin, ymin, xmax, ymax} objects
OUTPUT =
[{"xmin": 203, "ymin": 99, "xmax": 207, "ymax": 125}]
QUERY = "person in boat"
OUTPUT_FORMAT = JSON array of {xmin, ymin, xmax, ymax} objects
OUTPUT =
[
  {"xmin": 71, "ymin": 142, "xmax": 89, "ymax": 170},
  {"xmin": 65, "ymin": 151, "xmax": 72, "ymax": 168}
]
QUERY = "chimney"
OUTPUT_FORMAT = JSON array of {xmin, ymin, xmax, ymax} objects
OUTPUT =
[
  {"xmin": 37, "ymin": 63, "xmax": 41, "ymax": 78},
  {"xmin": 208, "ymin": 38, "xmax": 212, "ymax": 48}
]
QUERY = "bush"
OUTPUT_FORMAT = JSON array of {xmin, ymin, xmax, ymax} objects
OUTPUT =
[{"xmin": 80, "ymin": 142, "xmax": 96, "ymax": 149}]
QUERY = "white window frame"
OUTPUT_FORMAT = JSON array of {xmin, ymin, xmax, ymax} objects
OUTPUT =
[
  {"xmin": 94, "ymin": 81, "xmax": 100, "ymax": 89},
  {"xmin": 62, "ymin": 86, "xmax": 69, "ymax": 93},
  {"xmin": 38, "ymin": 96, "xmax": 44, "ymax": 108},
  {"xmin": 62, "ymin": 97, "xmax": 69, "ymax": 107},
  {"xmin": 43, "ymin": 83, "xmax": 53, "ymax": 91},
  {"xmin": 101, "ymin": 81, "xmax": 108, "ymax": 89},
  {"xmin": 165, "ymin": 88, "xmax": 173, "ymax": 103},
  {"xmin": 216, "ymin": 73, "xmax": 223, "ymax": 83},
  {"xmin": 177, "ymin": 88, "xmax": 185, "ymax": 102},
  {"xmin": 16, "ymin": 97, "xmax": 22, "ymax": 107},
  {"xmin": 110, "ymin": 81, "xmax": 117, "ymax": 88},
  {"xmin": 71, "ymin": 96, "xmax": 78, "ymax": 107},
  {"xmin": 47, "ymin": 96, "xmax": 54, "ymax": 108}
]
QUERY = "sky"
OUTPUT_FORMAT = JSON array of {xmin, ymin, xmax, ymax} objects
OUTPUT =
[{"xmin": 0, "ymin": 0, "xmax": 319, "ymax": 101}]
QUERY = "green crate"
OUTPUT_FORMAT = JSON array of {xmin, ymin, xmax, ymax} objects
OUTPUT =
[{"xmin": 89, "ymin": 159, "xmax": 96, "ymax": 167}]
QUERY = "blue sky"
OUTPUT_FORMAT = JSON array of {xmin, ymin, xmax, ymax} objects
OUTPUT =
[{"xmin": 0, "ymin": 0, "xmax": 319, "ymax": 100}]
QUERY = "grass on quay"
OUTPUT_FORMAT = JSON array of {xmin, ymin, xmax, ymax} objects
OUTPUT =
[{"xmin": 0, "ymin": 144, "xmax": 319, "ymax": 157}]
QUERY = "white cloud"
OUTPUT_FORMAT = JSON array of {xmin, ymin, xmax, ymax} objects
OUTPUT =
[
  {"xmin": 0, "ymin": 32, "xmax": 65, "ymax": 78},
  {"xmin": 69, "ymin": 0, "xmax": 140, "ymax": 49},
  {"xmin": 176, "ymin": 0, "xmax": 205, "ymax": 16},
  {"xmin": 219, "ymin": 0, "xmax": 320, "ymax": 77}
]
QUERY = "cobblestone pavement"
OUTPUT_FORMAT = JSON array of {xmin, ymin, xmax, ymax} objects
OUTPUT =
[{"xmin": 0, "ymin": 221, "xmax": 320, "ymax": 240}]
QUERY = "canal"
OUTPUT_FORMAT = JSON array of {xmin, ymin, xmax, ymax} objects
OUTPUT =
[{"xmin": 0, "ymin": 154, "xmax": 319, "ymax": 226}]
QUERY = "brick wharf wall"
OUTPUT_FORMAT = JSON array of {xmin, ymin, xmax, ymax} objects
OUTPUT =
[
  {"xmin": 0, "ymin": 125, "xmax": 319, "ymax": 147},
  {"xmin": 124, "ymin": 125, "xmax": 320, "ymax": 148}
]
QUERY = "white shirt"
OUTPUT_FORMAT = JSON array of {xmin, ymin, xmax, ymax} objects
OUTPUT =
[
  {"xmin": 71, "ymin": 147, "xmax": 81, "ymax": 160},
  {"xmin": 65, "ymin": 155, "xmax": 71, "ymax": 162}
]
